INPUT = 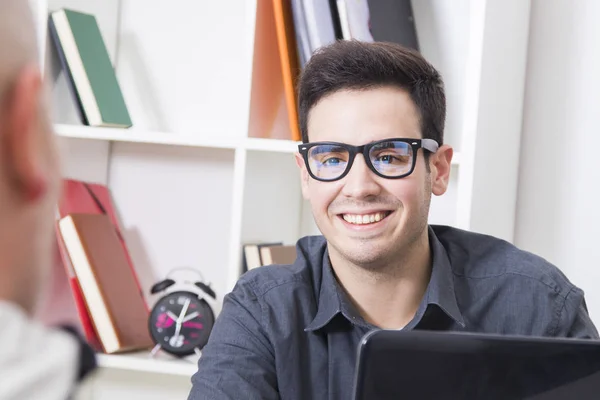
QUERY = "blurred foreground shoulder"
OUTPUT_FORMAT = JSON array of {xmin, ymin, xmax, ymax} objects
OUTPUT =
[{"xmin": 0, "ymin": 301, "xmax": 97, "ymax": 400}]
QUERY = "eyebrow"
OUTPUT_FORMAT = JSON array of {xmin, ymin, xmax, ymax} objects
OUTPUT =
[
  {"xmin": 311, "ymin": 144, "xmax": 347, "ymax": 155},
  {"xmin": 370, "ymin": 141, "xmax": 397, "ymax": 150}
]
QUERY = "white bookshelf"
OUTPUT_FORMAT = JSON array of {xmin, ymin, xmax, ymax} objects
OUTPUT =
[
  {"xmin": 54, "ymin": 123, "xmax": 300, "ymax": 153},
  {"xmin": 30, "ymin": 0, "xmax": 531, "ymax": 398},
  {"xmin": 96, "ymin": 351, "xmax": 197, "ymax": 377},
  {"xmin": 55, "ymin": 123, "xmax": 243, "ymax": 150}
]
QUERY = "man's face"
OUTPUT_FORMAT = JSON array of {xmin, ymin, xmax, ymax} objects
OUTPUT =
[{"xmin": 296, "ymin": 86, "xmax": 450, "ymax": 269}]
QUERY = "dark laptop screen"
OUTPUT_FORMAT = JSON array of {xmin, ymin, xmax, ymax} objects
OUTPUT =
[{"xmin": 353, "ymin": 330, "xmax": 600, "ymax": 400}]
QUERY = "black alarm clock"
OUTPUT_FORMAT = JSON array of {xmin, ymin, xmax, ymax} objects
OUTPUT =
[{"xmin": 148, "ymin": 267, "xmax": 217, "ymax": 357}]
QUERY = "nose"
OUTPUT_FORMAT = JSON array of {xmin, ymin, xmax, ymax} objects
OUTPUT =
[{"xmin": 341, "ymin": 154, "xmax": 382, "ymax": 199}]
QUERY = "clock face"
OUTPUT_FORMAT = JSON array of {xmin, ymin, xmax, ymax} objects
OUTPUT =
[{"xmin": 148, "ymin": 291, "xmax": 215, "ymax": 356}]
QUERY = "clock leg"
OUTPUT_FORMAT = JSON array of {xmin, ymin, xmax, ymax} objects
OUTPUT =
[{"xmin": 150, "ymin": 343, "xmax": 162, "ymax": 357}]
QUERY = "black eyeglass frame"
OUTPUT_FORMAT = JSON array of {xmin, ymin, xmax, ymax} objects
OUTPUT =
[{"xmin": 297, "ymin": 138, "xmax": 440, "ymax": 182}]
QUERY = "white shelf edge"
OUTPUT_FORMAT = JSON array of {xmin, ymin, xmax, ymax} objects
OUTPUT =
[
  {"xmin": 96, "ymin": 351, "xmax": 198, "ymax": 377},
  {"xmin": 243, "ymin": 136, "xmax": 300, "ymax": 153},
  {"xmin": 54, "ymin": 124, "xmax": 240, "ymax": 151},
  {"xmin": 54, "ymin": 124, "xmax": 301, "ymax": 153},
  {"xmin": 53, "ymin": 124, "xmax": 462, "ymax": 164}
]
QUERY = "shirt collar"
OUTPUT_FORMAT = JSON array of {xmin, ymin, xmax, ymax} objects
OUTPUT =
[
  {"xmin": 421, "ymin": 226, "xmax": 465, "ymax": 328},
  {"xmin": 304, "ymin": 248, "xmax": 343, "ymax": 332},
  {"xmin": 304, "ymin": 226, "xmax": 465, "ymax": 332}
]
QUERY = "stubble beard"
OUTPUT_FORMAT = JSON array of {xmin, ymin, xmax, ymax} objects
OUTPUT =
[{"xmin": 327, "ymin": 179, "xmax": 433, "ymax": 277}]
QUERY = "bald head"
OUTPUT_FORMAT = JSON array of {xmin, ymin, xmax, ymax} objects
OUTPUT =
[
  {"xmin": 0, "ymin": 0, "xmax": 61, "ymax": 315},
  {"xmin": 0, "ymin": 0, "xmax": 39, "ymax": 96},
  {"xmin": 0, "ymin": 0, "xmax": 51, "ymax": 203}
]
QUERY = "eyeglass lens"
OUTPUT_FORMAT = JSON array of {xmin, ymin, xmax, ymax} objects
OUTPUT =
[{"xmin": 307, "ymin": 140, "xmax": 414, "ymax": 180}]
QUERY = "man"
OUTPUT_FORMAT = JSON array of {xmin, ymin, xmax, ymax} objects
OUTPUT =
[
  {"xmin": 188, "ymin": 40, "xmax": 598, "ymax": 399},
  {"xmin": 0, "ymin": 1, "xmax": 96, "ymax": 398}
]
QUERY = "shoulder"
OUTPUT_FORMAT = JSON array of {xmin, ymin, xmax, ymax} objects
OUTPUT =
[
  {"xmin": 431, "ymin": 225, "xmax": 577, "ymax": 297},
  {"xmin": 0, "ymin": 301, "xmax": 83, "ymax": 396},
  {"xmin": 430, "ymin": 225, "xmax": 598, "ymax": 337},
  {"xmin": 231, "ymin": 235, "xmax": 327, "ymax": 301}
]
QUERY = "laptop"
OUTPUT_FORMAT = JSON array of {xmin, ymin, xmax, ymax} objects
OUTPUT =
[{"xmin": 352, "ymin": 329, "xmax": 600, "ymax": 400}]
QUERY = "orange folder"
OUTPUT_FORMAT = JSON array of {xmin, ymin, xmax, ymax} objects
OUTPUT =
[{"xmin": 249, "ymin": 0, "xmax": 302, "ymax": 141}]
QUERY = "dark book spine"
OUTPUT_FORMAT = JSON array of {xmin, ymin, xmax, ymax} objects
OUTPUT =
[
  {"xmin": 328, "ymin": 0, "xmax": 344, "ymax": 40},
  {"xmin": 47, "ymin": 15, "xmax": 89, "ymax": 126}
]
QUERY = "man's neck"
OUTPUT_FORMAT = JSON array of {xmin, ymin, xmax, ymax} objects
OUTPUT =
[{"xmin": 329, "ymin": 231, "xmax": 432, "ymax": 330}]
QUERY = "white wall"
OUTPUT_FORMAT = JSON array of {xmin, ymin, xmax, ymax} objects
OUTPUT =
[
  {"xmin": 412, "ymin": 0, "xmax": 468, "ymax": 229},
  {"xmin": 514, "ymin": 0, "xmax": 600, "ymax": 324},
  {"xmin": 412, "ymin": 0, "xmax": 469, "ymax": 149}
]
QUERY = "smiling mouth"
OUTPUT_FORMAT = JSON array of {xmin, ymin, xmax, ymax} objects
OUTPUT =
[{"xmin": 340, "ymin": 211, "xmax": 392, "ymax": 225}]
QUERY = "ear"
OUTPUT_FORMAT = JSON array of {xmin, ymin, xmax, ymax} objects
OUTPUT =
[
  {"xmin": 430, "ymin": 145, "xmax": 453, "ymax": 196},
  {"xmin": 295, "ymin": 152, "xmax": 310, "ymax": 200},
  {"xmin": 1, "ymin": 65, "xmax": 47, "ymax": 203}
]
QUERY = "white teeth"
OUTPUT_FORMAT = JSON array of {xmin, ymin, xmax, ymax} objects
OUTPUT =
[{"xmin": 342, "ymin": 212, "xmax": 388, "ymax": 225}]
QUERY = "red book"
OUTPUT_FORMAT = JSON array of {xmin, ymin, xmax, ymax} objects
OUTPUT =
[
  {"xmin": 54, "ymin": 223, "xmax": 103, "ymax": 351},
  {"xmin": 52, "ymin": 179, "xmax": 147, "ymax": 349}
]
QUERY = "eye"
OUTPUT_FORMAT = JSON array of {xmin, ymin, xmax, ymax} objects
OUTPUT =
[
  {"xmin": 376, "ymin": 155, "xmax": 395, "ymax": 164},
  {"xmin": 374, "ymin": 154, "xmax": 410, "ymax": 164},
  {"xmin": 312, "ymin": 150, "xmax": 348, "ymax": 168},
  {"xmin": 323, "ymin": 157, "xmax": 342, "ymax": 166}
]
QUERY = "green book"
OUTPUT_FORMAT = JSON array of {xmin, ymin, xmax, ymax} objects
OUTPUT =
[{"xmin": 49, "ymin": 9, "xmax": 132, "ymax": 128}]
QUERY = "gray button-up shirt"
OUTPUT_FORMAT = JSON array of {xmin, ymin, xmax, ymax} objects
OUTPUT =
[{"xmin": 188, "ymin": 225, "xmax": 599, "ymax": 400}]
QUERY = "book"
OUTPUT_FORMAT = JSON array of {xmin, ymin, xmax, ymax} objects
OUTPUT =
[
  {"xmin": 291, "ymin": 0, "xmax": 312, "ymax": 68},
  {"xmin": 53, "ymin": 219, "xmax": 103, "ymax": 351},
  {"xmin": 242, "ymin": 242, "xmax": 297, "ymax": 271},
  {"xmin": 272, "ymin": 0, "xmax": 302, "ymax": 141},
  {"xmin": 302, "ymin": 0, "xmax": 337, "ymax": 52},
  {"xmin": 57, "ymin": 179, "xmax": 146, "ymax": 309},
  {"xmin": 243, "ymin": 242, "xmax": 283, "ymax": 271},
  {"xmin": 58, "ymin": 213, "xmax": 153, "ymax": 354},
  {"xmin": 260, "ymin": 244, "xmax": 297, "ymax": 266},
  {"xmin": 367, "ymin": 0, "xmax": 420, "ymax": 51},
  {"xmin": 336, "ymin": 0, "xmax": 352, "ymax": 40},
  {"xmin": 48, "ymin": 8, "xmax": 132, "ymax": 128},
  {"xmin": 328, "ymin": 0, "xmax": 344, "ymax": 39},
  {"xmin": 53, "ymin": 179, "xmax": 148, "ymax": 352},
  {"xmin": 249, "ymin": 0, "xmax": 303, "ymax": 141},
  {"xmin": 337, "ymin": 0, "xmax": 374, "ymax": 41}
]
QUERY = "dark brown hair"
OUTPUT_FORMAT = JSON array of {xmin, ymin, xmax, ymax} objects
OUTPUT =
[{"xmin": 297, "ymin": 40, "xmax": 446, "ymax": 145}]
